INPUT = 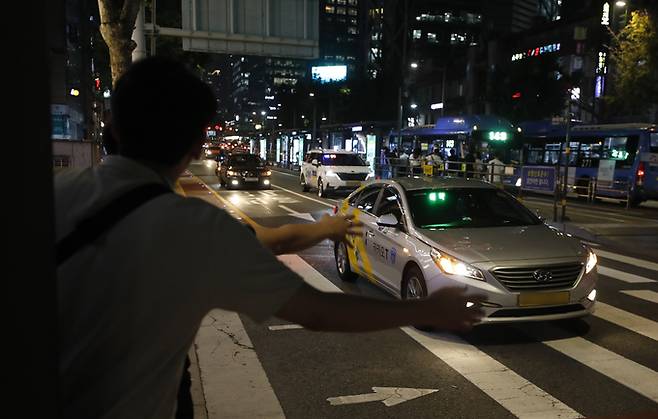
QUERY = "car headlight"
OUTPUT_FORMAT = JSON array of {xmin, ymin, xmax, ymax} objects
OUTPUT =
[
  {"xmin": 205, "ymin": 149, "xmax": 212, "ymax": 155},
  {"xmin": 431, "ymin": 249, "xmax": 484, "ymax": 281},
  {"xmin": 263, "ymin": 170, "xmax": 272, "ymax": 176},
  {"xmin": 227, "ymin": 170, "xmax": 237, "ymax": 176},
  {"xmin": 585, "ymin": 249, "xmax": 597, "ymax": 274}
]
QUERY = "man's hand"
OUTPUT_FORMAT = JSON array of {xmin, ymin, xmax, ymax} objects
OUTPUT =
[
  {"xmin": 418, "ymin": 287, "xmax": 486, "ymax": 332},
  {"xmin": 318, "ymin": 213, "xmax": 364, "ymax": 246}
]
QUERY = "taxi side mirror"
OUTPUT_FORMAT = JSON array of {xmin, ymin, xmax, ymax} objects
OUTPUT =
[{"xmin": 376, "ymin": 213, "xmax": 399, "ymax": 228}]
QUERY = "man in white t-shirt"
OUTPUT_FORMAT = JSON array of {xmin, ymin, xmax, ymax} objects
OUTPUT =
[{"xmin": 55, "ymin": 57, "xmax": 483, "ymax": 419}]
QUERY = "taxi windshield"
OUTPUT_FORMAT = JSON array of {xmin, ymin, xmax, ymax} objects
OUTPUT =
[
  {"xmin": 321, "ymin": 153, "xmax": 366, "ymax": 166},
  {"xmin": 407, "ymin": 188, "xmax": 541, "ymax": 229},
  {"xmin": 229, "ymin": 154, "xmax": 262, "ymax": 166}
]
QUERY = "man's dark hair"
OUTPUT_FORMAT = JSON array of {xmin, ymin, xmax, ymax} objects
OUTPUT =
[{"xmin": 111, "ymin": 56, "xmax": 216, "ymax": 165}]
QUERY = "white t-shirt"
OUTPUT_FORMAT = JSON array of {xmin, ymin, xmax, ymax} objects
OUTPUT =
[{"xmin": 55, "ymin": 156, "xmax": 303, "ymax": 419}]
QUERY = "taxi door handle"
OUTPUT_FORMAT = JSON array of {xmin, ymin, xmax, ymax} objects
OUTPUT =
[{"xmin": 366, "ymin": 231, "xmax": 375, "ymax": 238}]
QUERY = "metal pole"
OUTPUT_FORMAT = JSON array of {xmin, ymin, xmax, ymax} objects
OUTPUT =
[
  {"xmin": 561, "ymin": 109, "xmax": 571, "ymax": 222},
  {"xmin": 150, "ymin": 0, "xmax": 157, "ymax": 55},
  {"xmin": 396, "ymin": 0, "xmax": 408, "ymax": 148},
  {"xmin": 441, "ymin": 65, "xmax": 446, "ymax": 117},
  {"xmin": 312, "ymin": 100, "xmax": 317, "ymax": 149},
  {"xmin": 132, "ymin": 5, "xmax": 147, "ymax": 61}
]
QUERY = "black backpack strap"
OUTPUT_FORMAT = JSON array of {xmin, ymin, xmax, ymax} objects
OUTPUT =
[{"xmin": 56, "ymin": 183, "xmax": 172, "ymax": 266}]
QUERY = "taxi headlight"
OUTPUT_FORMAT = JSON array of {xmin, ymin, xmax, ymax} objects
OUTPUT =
[
  {"xmin": 263, "ymin": 170, "xmax": 272, "ymax": 176},
  {"xmin": 585, "ymin": 250, "xmax": 597, "ymax": 274},
  {"xmin": 431, "ymin": 249, "xmax": 484, "ymax": 281}
]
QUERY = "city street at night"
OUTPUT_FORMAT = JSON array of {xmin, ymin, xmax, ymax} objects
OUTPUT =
[{"xmin": 179, "ymin": 160, "xmax": 658, "ymax": 419}]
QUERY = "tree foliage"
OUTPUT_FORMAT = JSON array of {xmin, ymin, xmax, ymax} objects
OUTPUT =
[{"xmin": 608, "ymin": 10, "xmax": 658, "ymax": 118}]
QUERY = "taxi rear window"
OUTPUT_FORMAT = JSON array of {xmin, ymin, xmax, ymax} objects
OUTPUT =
[{"xmin": 406, "ymin": 188, "xmax": 541, "ymax": 229}]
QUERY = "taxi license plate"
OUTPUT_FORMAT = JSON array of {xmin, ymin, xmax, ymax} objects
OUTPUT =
[
  {"xmin": 245, "ymin": 177, "xmax": 258, "ymax": 182},
  {"xmin": 518, "ymin": 291, "xmax": 569, "ymax": 307}
]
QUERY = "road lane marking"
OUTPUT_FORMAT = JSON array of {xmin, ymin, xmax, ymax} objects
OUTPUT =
[
  {"xmin": 543, "ymin": 336, "xmax": 658, "ymax": 403},
  {"xmin": 620, "ymin": 290, "xmax": 658, "ymax": 305},
  {"xmin": 189, "ymin": 174, "xmax": 259, "ymax": 227},
  {"xmin": 522, "ymin": 198, "xmax": 658, "ymax": 224},
  {"xmin": 280, "ymin": 254, "xmax": 583, "ymax": 419},
  {"xmin": 278, "ymin": 205, "xmax": 316, "ymax": 222},
  {"xmin": 595, "ymin": 249, "xmax": 658, "ymax": 272},
  {"xmin": 271, "ymin": 169, "xmax": 299, "ymax": 178},
  {"xmin": 268, "ymin": 324, "xmax": 304, "ymax": 331},
  {"xmin": 327, "ymin": 387, "xmax": 438, "ymax": 407},
  {"xmin": 598, "ymin": 266, "xmax": 656, "ymax": 283},
  {"xmin": 403, "ymin": 328, "xmax": 583, "ymax": 419},
  {"xmin": 271, "ymin": 184, "xmax": 337, "ymax": 208},
  {"xmin": 594, "ymin": 302, "xmax": 658, "ymax": 342},
  {"xmin": 196, "ymin": 309, "xmax": 286, "ymax": 418}
]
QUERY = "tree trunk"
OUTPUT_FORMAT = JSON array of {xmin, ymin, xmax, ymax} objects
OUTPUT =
[{"xmin": 97, "ymin": 0, "xmax": 142, "ymax": 85}]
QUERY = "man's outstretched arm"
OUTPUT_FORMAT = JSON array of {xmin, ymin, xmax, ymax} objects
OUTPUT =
[
  {"xmin": 253, "ymin": 214, "xmax": 362, "ymax": 255},
  {"xmin": 275, "ymin": 283, "xmax": 485, "ymax": 333}
]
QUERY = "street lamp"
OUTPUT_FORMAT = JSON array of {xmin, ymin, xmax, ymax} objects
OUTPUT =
[
  {"xmin": 410, "ymin": 62, "xmax": 418, "ymax": 69},
  {"xmin": 309, "ymin": 92, "xmax": 315, "ymax": 97},
  {"xmin": 260, "ymin": 111, "xmax": 266, "ymax": 116},
  {"xmin": 410, "ymin": 103, "xmax": 418, "ymax": 109},
  {"xmin": 615, "ymin": 1, "xmax": 626, "ymax": 7}
]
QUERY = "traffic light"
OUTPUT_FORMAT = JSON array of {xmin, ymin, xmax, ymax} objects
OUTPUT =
[{"xmin": 94, "ymin": 77, "xmax": 101, "ymax": 91}]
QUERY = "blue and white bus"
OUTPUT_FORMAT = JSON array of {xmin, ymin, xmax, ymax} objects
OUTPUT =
[{"xmin": 518, "ymin": 121, "xmax": 658, "ymax": 206}]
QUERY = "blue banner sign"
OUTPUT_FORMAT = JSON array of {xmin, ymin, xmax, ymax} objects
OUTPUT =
[{"xmin": 521, "ymin": 166, "xmax": 556, "ymax": 192}]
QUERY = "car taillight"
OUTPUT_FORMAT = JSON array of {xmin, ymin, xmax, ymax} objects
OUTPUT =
[
  {"xmin": 333, "ymin": 205, "xmax": 338, "ymax": 214},
  {"xmin": 637, "ymin": 162, "xmax": 645, "ymax": 185}
]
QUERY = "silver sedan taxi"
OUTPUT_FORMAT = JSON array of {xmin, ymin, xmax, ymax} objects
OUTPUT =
[{"xmin": 334, "ymin": 177, "xmax": 599, "ymax": 323}]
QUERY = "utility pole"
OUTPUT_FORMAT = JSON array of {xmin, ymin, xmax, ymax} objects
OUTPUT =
[
  {"xmin": 132, "ymin": 4, "xmax": 147, "ymax": 61},
  {"xmin": 396, "ymin": 0, "xmax": 408, "ymax": 146}
]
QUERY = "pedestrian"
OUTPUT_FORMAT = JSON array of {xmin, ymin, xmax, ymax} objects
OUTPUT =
[
  {"xmin": 488, "ymin": 152, "xmax": 505, "ymax": 184},
  {"xmin": 380, "ymin": 146, "xmax": 391, "ymax": 179},
  {"xmin": 409, "ymin": 147, "xmax": 423, "ymax": 175},
  {"xmin": 447, "ymin": 148, "xmax": 460, "ymax": 175},
  {"xmin": 474, "ymin": 152, "xmax": 484, "ymax": 179},
  {"xmin": 55, "ymin": 57, "xmax": 483, "ymax": 419},
  {"xmin": 425, "ymin": 147, "xmax": 443, "ymax": 176},
  {"xmin": 463, "ymin": 147, "xmax": 476, "ymax": 178}
]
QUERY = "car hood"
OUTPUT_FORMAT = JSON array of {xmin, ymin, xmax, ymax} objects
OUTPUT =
[
  {"xmin": 324, "ymin": 165, "xmax": 370, "ymax": 173},
  {"xmin": 228, "ymin": 164, "xmax": 265, "ymax": 170},
  {"xmin": 417, "ymin": 224, "xmax": 586, "ymax": 263}
]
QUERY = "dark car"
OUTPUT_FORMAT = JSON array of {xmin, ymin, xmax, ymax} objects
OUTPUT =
[{"xmin": 217, "ymin": 153, "xmax": 272, "ymax": 189}]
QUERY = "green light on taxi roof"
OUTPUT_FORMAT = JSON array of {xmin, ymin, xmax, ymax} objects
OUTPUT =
[{"xmin": 429, "ymin": 192, "xmax": 446, "ymax": 202}]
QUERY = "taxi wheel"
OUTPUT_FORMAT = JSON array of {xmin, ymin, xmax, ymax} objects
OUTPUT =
[
  {"xmin": 335, "ymin": 242, "xmax": 357, "ymax": 282},
  {"xmin": 301, "ymin": 175, "xmax": 310, "ymax": 192},
  {"xmin": 402, "ymin": 265, "xmax": 427, "ymax": 300},
  {"xmin": 318, "ymin": 178, "xmax": 328, "ymax": 198}
]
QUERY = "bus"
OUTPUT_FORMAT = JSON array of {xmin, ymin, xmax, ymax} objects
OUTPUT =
[{"xmin": 518, "ymin": 121, "xmax": 658, "ymax": 206}]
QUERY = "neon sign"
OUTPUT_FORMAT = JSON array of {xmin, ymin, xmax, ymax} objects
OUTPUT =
[
  {"xmin": 601, "ymin": 2, "xmax": 610, "ymax": 26},
  {"xmin": 511, "ymin": 43, "xmax": 561, "ymax": 61}
]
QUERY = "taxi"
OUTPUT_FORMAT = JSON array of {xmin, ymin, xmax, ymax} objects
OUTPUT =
[{"xmin": 334, "ymin": 177, "xmax": 599, "ymax": 323}]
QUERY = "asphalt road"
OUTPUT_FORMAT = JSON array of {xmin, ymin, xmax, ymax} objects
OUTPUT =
[{"xmin": 185, "ymin": 159, "xmax": 658, "ymax": 419}]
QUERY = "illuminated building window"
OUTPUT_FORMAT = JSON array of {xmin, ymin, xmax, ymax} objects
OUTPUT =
[
  {"xmin": 336, "ymin": 0, "xmax": 346, "ymax": 4},
  {"xmin": 347, "ymin": 26, "xmax": 358, "ymax": 34},
  {"xmin": 413, "ymin": 29, "xmax": 422, "ymax": 39},
  {"xmin": 350, "ymin": 17, "xmax": 357, "ymax": 25},
  {"xmin": 336, "ymin": 6, "xmax": 346, "ymax": 14},
  {"xmin": 336, "ymin": 55, "xmax": 345, "ymax": 61},
  {"xmin": 348, "ymin": 8, "xmax": 358, "ymax": 16},
  {"xmin": 347, "ymin": 56, "xmax": 356, "ymax": 61},
  {"xmin": 337, "ymin": 16, "xmax": 346, "ymax": 23},
  {"xmin": 325, "ymin": 5, "xmax": 335, "ymax": 13},
  {"xmin": 348, "ymin": 0, "xmax": 358, "ymax": 5},
  {"xmin": 427, "ymin": 33, "xmax": 438, "ymax": 43}
]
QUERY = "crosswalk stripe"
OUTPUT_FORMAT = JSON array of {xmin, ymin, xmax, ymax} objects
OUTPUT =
[
  {"xmin": 281, "ymin": 254, "xmax": 583, "ymax": 419},
  {"xmin": 595, "ymin": 249, "xmax": 658, "ymax": 272},
  {"xmin": 403, "ymin": 328, "xmax": 582, "ymax": 419},
  {"xmin": 594, "ymin": 302, "xmax": 658, "ymax": 342},
  {"xmin": 543, "ymin": 336, "xmax": 658, "ymax": 403},
  {"xmin": 621, "ymin": 290, "xmax": 658, "ymax": 305},
  {"xmin": 597, "ymin": 266, "xmax": 656, "ymax": 283}
]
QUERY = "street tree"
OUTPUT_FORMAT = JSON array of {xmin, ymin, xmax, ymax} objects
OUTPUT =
[
  {"xmin": 97, "ymin": 0, "xmax": 142, "ymax": 84},
  {"xmin": 608, "ymin": 10, "xmax": 658, "ymax": 119}
]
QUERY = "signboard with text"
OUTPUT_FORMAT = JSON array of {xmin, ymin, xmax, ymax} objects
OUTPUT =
[{"xmin": 521, "ymin": 166, "xmax": 556, "ymax": 192}]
